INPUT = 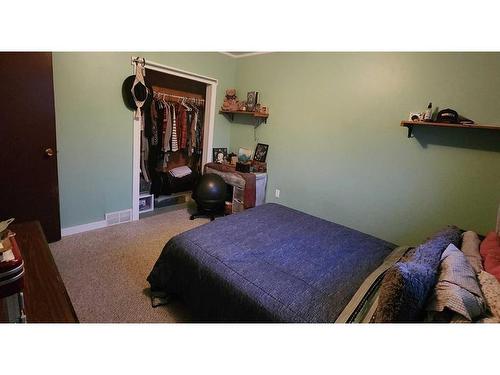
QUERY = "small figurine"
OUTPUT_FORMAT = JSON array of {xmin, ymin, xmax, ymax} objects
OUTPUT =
[{"xmin": 237, "ymin": 100, "xmax": 247, "ymax": 111}]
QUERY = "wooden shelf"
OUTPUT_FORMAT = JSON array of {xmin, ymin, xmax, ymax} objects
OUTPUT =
[
  {"xmin": 219, "ymin": 110, "xmax": 269, "ymax": 125},
  {"xmin": 401, "ymin": 120, "xmax": 500, "ymax": 138}
]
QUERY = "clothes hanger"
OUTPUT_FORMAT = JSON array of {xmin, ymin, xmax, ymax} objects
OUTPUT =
[{"xmin": 181, "ymin": 97, "xmax": 191, "ymax": 111}]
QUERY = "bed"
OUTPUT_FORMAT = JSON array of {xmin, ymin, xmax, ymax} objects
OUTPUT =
[{"xmin": 147, "ymin": 203, "xmax": 398, "ymax": 322}]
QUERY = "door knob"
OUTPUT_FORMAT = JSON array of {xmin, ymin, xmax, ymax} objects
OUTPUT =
[{"xmin": 45, "ymin": 148, "xmax": 55, "ymax": 157}]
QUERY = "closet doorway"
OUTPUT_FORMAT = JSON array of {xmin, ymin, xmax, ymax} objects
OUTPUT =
[{"xmin": 131, "ymin": 57, "xmax": 218, "ymax": 220}]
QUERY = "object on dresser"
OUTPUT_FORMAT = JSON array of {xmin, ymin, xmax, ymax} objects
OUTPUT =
[
  {"xmin": 238, "ymin": 147, "xmax": 252, "ymax": 163},
  {"xmin": 0, "ymin": 234, "xmax": 26, "ymax": 323},
  {"xmin": 251, "ymin": 160, "xmax": 267, "ymax": 173},
  {"xmin": 236, "ymin": 161, "xmax": 251, "ymax": 173},
  {"xmin": 0, "ymin": 218, "xmax": 15, "ymax": 240},
  {"xmin": 221, "ymin": 88, "xmax": 239, "ymax": 112},
  {"xmin": 246, "ymin": 91, "xmax": 258, "ymax": 111},
  {"xmin": 226, "ymin": 152, "xmax": 238, "ymax": 165},
  {"xmin": 212, "ymin": 148, "xmax": 227, "ymax": 164},
  {"xmin": 253, "ymin": 143, "xmax": 269, "ymax": 162}
]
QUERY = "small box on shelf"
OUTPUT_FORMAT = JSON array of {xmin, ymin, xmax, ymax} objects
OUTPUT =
[{"xmin": 139, "ymin": 194, "xmax": 154, "ymax": 213}]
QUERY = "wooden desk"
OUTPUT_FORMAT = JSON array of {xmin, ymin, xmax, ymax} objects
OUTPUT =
[
  {"xmin": 7, "ymin": 221, "xmax": 78, "ymax": 323},
  {"xmin": 204, "ymin": 163, "xmax": 267, "ymax": 212}
]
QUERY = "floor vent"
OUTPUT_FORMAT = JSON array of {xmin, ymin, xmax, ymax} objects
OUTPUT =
[{"xmin": 105, "ymin": 209, "xmax": 132, "ymax": 226}]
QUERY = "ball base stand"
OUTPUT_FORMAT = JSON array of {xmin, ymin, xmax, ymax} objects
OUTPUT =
[{"xmin": 189, "ymin": 207, "xmax": 225, "ymax": 221}]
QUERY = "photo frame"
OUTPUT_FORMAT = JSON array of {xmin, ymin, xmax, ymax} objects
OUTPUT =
[
  {"xmin": 246, "ymin": 91, "xmax": 258, "ymax": 112},
  {"xmin": 238, "ymin": 147, "xmax": 252, "ymax": 163},
  {"xmin": 212, "ymin": 147, "xmax": 227, "ymax": 163},
  {"xmin": 253, "ymin": 143, "xmax": 269, "ymax": 162}
]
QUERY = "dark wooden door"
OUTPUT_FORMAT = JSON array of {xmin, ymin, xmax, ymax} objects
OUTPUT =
[{"xmin": 0, "ymin": 52, "xmax": 61, "ymax": 242}]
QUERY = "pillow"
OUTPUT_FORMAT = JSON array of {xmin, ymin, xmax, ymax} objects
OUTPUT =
[
  {"xmin": 479, "ymin": 231, "xmax": 499, "ymax": 259},
  {"xmin": 425, "ymin": 244, "xmax": 485, "ymax": 322},
  {"xmin": 482, "ymin": 232, "xmax": 500, "ymax": 282},
  {"xmin": 374, "ymin": 226, "xmax": 462, "ymax": 322},
  {"xmin": 478, "ymin": 270, "xmax": 500, "ymax": 320},
  {"xmin": 461, "ymin": 231, "xmax": 483, "ymax": 274}
]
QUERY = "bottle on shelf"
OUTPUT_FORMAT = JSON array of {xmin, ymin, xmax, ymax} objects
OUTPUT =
[{"xmin": 423, "ymin": 102, "xmax": 433, "ymax": 121}]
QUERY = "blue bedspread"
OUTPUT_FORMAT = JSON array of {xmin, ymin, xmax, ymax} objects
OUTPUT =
[{"xmin": 147, "ymin": 203, "xmax": 396, "ymax": 322}]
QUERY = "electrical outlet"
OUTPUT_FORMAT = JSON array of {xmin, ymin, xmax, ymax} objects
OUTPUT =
[{"xmin": 275, "ymin": 189, "xmax": 280, "ymax": 198}]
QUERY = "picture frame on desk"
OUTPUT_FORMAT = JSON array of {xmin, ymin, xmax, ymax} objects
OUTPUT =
[
  {"xmin": 238, "ymin": 147, "xmax": 252, "ymax": 163},
  {"xmin": 212, "ymin": 148, "xmax": 227, "ymax": 164},
  {"xmin": 253, "ymin": 143, "xmax": 269, "ymax": 162}
]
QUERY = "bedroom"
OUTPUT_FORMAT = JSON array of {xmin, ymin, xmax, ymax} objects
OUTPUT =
[{"xmin": 1, "ymin": 1, "xmax": 500, "ymax": 374}]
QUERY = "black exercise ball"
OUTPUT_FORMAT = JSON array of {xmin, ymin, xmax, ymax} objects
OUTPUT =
[{"xmin": 193, "ymin": 173, "xmax": 227, "ymax": 212}]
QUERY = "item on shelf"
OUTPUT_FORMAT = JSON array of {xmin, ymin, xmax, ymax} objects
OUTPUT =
[
  {"xmin": 246, "ymin": 91, "xmax": 258, "ymax": 111},
  {"xmin": 259, "ymin": 105, "xmax": 269, "ymax": 115},
  {"xmin": 253, "ymin": 143, "xmax": 269, "ymax": 162},
  {"xmin": 236, "ymin": 161, "xmax": 251, "ymax": 173},
  {"xmin": 139, "ymin": 194, "xmax": 154, "ymax": 213},
  {"xmin": 423, "ymin": 102, "xmax": 433, "ymax": 121},
  {"xmin": 237, "ymin": 100, "xmax": 247, "ymax": 111},
  {"xmin": 221, "ymin": 88, "xmax": 239, "ymax": 111},
  {"xmin": 212, "ymin": 148, "xmax": 228, "ymax": 164},
  {"xmin": 409, "ymin": 112, "xmax": 423, "ymax": 122},
  {"xmin": 238, "ymin": 147, "xmax": 252, "ymax": 162},
  {"xmin": 169, "ymin": 165, "xmax": 192, "ymax": 178},
  {"xmin": 436, "ymin": 108, "xmax": 475, "ymax": 125}
]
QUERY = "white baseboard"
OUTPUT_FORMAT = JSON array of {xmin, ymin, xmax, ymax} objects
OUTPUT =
[{"xmin": 61, "ymin": 220, "xmax": 107, "ymax": 237}]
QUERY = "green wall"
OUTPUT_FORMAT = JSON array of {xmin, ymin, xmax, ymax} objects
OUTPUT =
[
  {"xmin": 230, "ymin": 53, "xmax": 500, "ymax": 244},
  {"xmin": 53, "ymin": 52, "xmax": 236, "ymax": 228}
]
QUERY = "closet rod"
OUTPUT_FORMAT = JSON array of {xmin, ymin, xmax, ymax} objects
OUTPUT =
[{"xmin": 153, "ymin": 91, "xmax": 205, "ymax": 105}]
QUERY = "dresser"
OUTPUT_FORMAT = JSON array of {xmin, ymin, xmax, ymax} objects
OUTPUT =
[
  {"xmin": 0, "ymin": 221, "xmax": 78, "ymax": 323},
  {"xmin": 204, "ymin": 163, "xmax": 267, "ymax": 213}
]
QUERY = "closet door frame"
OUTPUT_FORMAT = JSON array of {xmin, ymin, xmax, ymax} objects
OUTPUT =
[{"xmin": 130, "ymin": 57, "xmax": 218, "ymax": 221}]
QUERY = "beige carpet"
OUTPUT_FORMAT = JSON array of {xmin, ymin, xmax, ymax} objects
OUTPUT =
[{"xmin": 50, "ymin": 208, "xmax": 210, "ymax": 323}]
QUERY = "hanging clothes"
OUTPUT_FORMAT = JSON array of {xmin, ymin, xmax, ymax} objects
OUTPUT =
[
  {"xmin": 162, "ymin": 101, "xmax": 172, "ymax": 152},
  {"xmin": 140, "ymin": 112, "xmax": 150, "ymax": 183},
  {"xmin": 176, "ymin": 104, "xmax": 188, "ymax": 150},
  {"xmin": 150, "ymin": 100, "xmax": 159, "ymax": 146},
  {"xmin": 170, "ymin": 103, "xmax": 179, "ymax": 152},
  {"xmin": 188, "ymin": 107, "xmax": 198, "ymax": 157}
]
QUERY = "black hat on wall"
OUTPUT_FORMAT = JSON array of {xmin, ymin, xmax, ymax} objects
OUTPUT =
[{"xmin": 122, "ymin": 75, "xmax": 152, "ymax": 111}]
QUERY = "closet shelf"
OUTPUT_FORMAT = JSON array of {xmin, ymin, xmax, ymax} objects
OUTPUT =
[
  {"xmin": 400, "ymin": 120, "xmax": 500, "ymax": 138},
  {"xmin": 219, "ymin": 110, "xmax": 269, "ymax": 125}
]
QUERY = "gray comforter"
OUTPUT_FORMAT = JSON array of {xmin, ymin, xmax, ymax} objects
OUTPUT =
[{"xmin": 147, "ymin": 203, "xmax": 396, "ymax": 322}]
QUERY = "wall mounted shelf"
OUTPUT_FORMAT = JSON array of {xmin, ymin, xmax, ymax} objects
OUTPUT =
[
  {"xmin": 219, "ymin": 110, "xmax": 269, "ymax": 126},
  {"xmin": 401, "ymin": 120, "xmax": 500, "ymax": 138}
]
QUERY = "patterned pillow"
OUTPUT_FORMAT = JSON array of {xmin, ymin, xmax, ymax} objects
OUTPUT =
[
  {"xmin": 461, "ymin": 231, "xmax": 483, "ymax": 274},
  {"xmin": 425, "ymin": 244, "xmax": 485, "ymax": 322},
  {"xmin": 478, "ymin": 271, "xmax": 500, "ymax": 320},
  {"xmin": 480, "ymin": 231, "xmax": 499, "ymax": 259},
  {"xmin": 374, "ymin": 226, "xmax": 462, "ymax": 322},
  {"xmin": 482, "ymin": 232, "xmax": 500, "ymax": 282}
]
